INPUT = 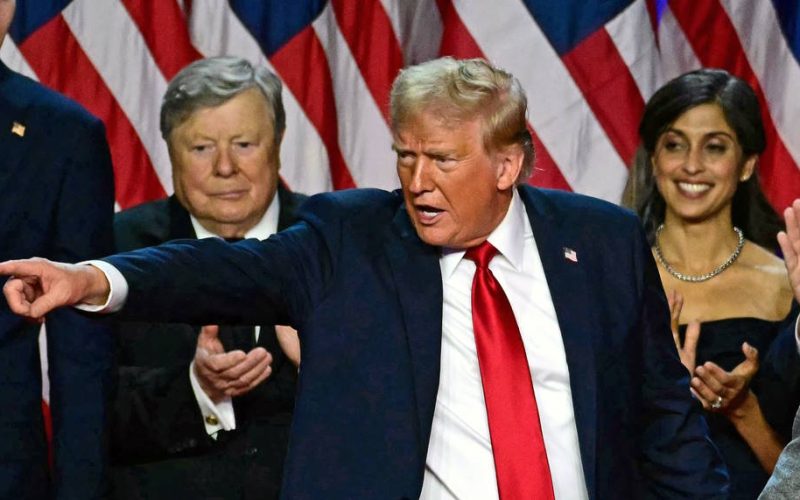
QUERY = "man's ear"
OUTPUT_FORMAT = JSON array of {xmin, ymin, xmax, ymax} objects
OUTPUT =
[{"xmin": 495, "ymin": 144, "xmax": 524, "ymax": 190}]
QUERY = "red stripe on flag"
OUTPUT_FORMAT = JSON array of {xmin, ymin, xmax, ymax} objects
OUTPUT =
[
  {"xmin": 331, "ymin": 0, "xmax": 403, "ymax": 123},
  {"xmin": 670, "ymin": 0, "xmax": 800, "ymax": 211},
  {"xmin": 19, "ymin": 15, "xmax": 167, "ymax": 208},
  {"xmin": 121, "ymin": 0, "xmax": 203, "ymax": 81},
  {"xmin": 435, "ymin": 0, "xmax": 483, "ymax": 57},
  {"xmin": 270, "ymin": 27, "xmax": 356, "ymax": 190},
  {"xmin": 41, "ymin": 399, "xmax": 53, "ymax": 471},
  {"xmin": 562, "ymin": 27, "xmax": 644, "ymax": 166},
  {"xmin": 434, "ymin": 0, "xmax": 572, "ymax": 190}
]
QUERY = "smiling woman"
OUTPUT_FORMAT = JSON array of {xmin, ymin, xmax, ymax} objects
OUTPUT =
[{"xmin": 623, "ymin": 69, "xmax": 800, "ymax": 499}]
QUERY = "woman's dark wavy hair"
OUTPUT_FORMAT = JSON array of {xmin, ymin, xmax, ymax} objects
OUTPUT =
[{"xmin": 622, "ymin": 68, "xmax": 783, "ymax": 251}]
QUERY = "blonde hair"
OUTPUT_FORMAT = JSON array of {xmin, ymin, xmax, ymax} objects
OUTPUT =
[{"xmin": 390, "ymin": 57, "xmax": 534, "ymax": 182}]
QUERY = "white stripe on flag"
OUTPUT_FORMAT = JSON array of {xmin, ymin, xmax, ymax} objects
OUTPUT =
[
  {"xmin": 719, "ymin": 0, "xmax": 800, "ymax": 169},
  {"xmin": 454, "ymin": 0, "xmax": 629, "ymax": 201},
  {"xmin": 313, "ymin": 2, "xmax": 399, "ymax": 190},
  {"xmin": 0, "ymin": 37, "xmax": 39, "ymax": 81},
  {"xmin": 63, "ymin": 0, "xmax": 174, "ymax": 194},
  {"xmin": 38, "ymin": 325, "xmax": 49, "ymax": 403},
  {"xmin": 379, "ymin": 0, "xmax": 443, "ymax": 66},
  {"xmin": 658, "ymin": 7, "xmax": 702, "ymax": 82},
  {"xmin": 606, "ymin": 0, "xmax": 663, "ymax": 101},
  {"xmin": 188, "ymin": 0, "xmax": 333, "ymax": 195}
]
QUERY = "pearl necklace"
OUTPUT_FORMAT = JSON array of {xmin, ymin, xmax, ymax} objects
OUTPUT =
[{"xmin": 653, "ymin": 224, "xmax": 745, "ymax": 283}]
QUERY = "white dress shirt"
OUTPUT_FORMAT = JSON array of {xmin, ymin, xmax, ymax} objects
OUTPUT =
[
  {"xmin": 186, "ymin": 192, "xmax": 280, "ymax": 434},
  {"xmin": 421, "ymin": 191, "xmax": 588, "ymax": 500}
]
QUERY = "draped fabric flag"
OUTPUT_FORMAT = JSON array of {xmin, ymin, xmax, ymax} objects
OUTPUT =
[
  {"xmin": 1, "ymin": 0, "xmax": 798, "ymax": 413},
  {"xmin": 2, "ymin": 0, "xmax": 797, "ymax": 211}
]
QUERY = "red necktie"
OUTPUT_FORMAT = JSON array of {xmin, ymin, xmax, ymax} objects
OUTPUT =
[{"xmin": 465, "ymin": 241, "xmax": 555, "ymax": 500}]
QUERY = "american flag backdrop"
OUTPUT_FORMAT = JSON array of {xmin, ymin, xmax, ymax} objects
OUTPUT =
[
  {"xmin": 1, "ymin": 0, "xmax": 799, "ymax": 406},
  {"xmin": 1, "ymin": 0, "xmax": 798, "ymax": 210}
]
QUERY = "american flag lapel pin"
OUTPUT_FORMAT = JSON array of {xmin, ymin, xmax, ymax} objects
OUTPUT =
[
  {"xmin": 11, "ymin": 121, "xmax": 25, "ymax": 137},
  {"xmin": 563, "ymin": 247, "xmax": 578, "ymax": 263}
]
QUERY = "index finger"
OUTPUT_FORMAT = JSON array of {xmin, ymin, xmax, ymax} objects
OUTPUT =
[
  {"xmin": 682, "ymin": 321, "xmax": 701, "ymax": 355},
  {"xmin": 0, "ymin": 259, "xmax": 42, "ymax": 278},
  {"xmin": 698, "ymin": 361, "xmax": 733, "ymax": 386}
]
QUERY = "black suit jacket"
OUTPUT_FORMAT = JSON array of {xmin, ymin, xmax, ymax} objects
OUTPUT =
[
  {"xmin": 110, "ymin": 188, "xmax": 306, "ymax": 500},
  {"xmin": 0, "ymin": 61, "xmax": 116, "ymax": 499},
  {"xmin": 105, "ymin": 186, "xmax": 729, "ymax": 499}
]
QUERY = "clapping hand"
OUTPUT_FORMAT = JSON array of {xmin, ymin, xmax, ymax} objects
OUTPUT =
[
  {"xmin": 778, "ymin": 199, "xmax": 800, "ymax": 304},
  {"xmin": 690, "ymin": 342, "xmax": 759, "ymax": 414},
  {"xmin": 667, "ymin": 290, "xmax": 701, "ymax": 373},
  {"xmin": 275, "ymin": 325, "xmax": 301, "ymax": 368},
  {"xmin": 194, "ymin": 325, "xmax": 273, "ymax": 403}
]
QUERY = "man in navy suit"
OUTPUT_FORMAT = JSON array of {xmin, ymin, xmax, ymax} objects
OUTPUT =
[
  {"xmin": 0, "ymin": 1, "xmax": 115, "ymax": 498},
  {"xmin": 1, "ymin": 57, "xmax": 728, "ymax": 499}
]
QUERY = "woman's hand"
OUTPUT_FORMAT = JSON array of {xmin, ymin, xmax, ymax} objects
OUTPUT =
[
  {"xmin": 690, "ymin": 342, "xmax": 759, "ymax": 414},
  {"xmin": 667, "ymin": 290, "xmax": 701, "ymax": 373},
  {"xmin": 778, "ymin": 198, "xmax": 800, "ymax": 304},
  {"xmin": 691, "ymin": 342, "xmax": 784, "ymax": 472}
]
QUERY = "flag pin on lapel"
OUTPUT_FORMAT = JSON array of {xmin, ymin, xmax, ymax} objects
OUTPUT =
[
  {"xmin": 563, "ymin": 247, "xmax": 578, "ymax": 263},
  {"xmin": 11, "ymin": 121, "xmax": 25, "ymax": 137}
]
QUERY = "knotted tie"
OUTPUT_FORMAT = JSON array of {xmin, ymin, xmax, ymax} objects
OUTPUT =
[{"xmin": 465, "ymin": 241, "xmax": 555, "ymax": 500}]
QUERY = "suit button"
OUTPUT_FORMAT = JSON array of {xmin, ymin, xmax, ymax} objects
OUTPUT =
[
  {"xmin": 205, "ymin": 414, "xmax": 219, "ymax": 426},
  {"xmin": 245, "ymin": 447, "xmax": 258, "ymax": 456}
]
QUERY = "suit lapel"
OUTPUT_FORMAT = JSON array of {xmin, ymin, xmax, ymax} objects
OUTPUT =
[
  {"xmin": 384, "ymin": 203, "xmax": 443, "ymax": 451},
  {"xmin": 276, "ymin": 185, "xmax": 307, "ymax": 231},
  {"xmin": 520, "ymin": 187, "xmax": 598, "ymax": 498},
  {"xmin": 167, "ymin": 196, "xmax": 197, "ymax": 239}
]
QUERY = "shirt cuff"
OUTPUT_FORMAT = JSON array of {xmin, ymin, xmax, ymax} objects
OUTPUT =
[
  {"xmin": 73, "ymin": 260, "xmax": 128, "ymax": 313},
  {"xmin": 189, "ymin": 361, "xmax": 236, "ymax": 436},
  {"xmin": 795, "ymin": 315, "xmax": 800, "ymax": 354}
]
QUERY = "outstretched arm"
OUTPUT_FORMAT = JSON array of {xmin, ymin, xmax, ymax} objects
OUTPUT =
[{"xmin": 0, "ymin": 258, "xmax": 112, "ymax": 321}]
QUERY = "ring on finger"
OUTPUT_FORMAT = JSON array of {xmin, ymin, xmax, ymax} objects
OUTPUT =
[{"xmin": 711, "ymin": 396, "xmax": 723, "ymax": 410}]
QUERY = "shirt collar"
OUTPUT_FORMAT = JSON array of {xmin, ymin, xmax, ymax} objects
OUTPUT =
[
  {"xmin": 440, "ymin": 189, "xmax": 528, "ymax": 279},
  {"xmin": 190, "ymin": 191, "xmax": 280, "ymax": 241}
]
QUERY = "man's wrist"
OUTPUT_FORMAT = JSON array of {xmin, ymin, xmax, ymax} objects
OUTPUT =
[
  {"xmin": 82, "ymin": 264, "xmax": 111, "ymax": 306},
  {"xmin": 189, "ymin": 361, "xmax": 236, "ymax": 435}
]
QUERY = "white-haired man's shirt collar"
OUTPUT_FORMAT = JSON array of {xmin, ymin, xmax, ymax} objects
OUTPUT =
[{"xmin": 190, "ymin": 190, "xmax": 280, "ymax": 241}]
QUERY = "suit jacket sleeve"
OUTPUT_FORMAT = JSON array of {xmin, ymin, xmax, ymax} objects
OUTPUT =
[
  {"xmin": 759, "ymin": 406, "xmax": 800, "ymax": 499},
  {"xmin": 44, "ymin": 112, "xmax": 117, "ymax": 497},
  {"xmin": 105, "ymin": 192, "xmax": 339, "ymax": 328},
  {"xmin": 753, "ymin": 302, "xmax": 800, "ymax": 441},
  {"xmin": 632, "ymin": 223, "xmax": 729, "ymax": 498}
]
